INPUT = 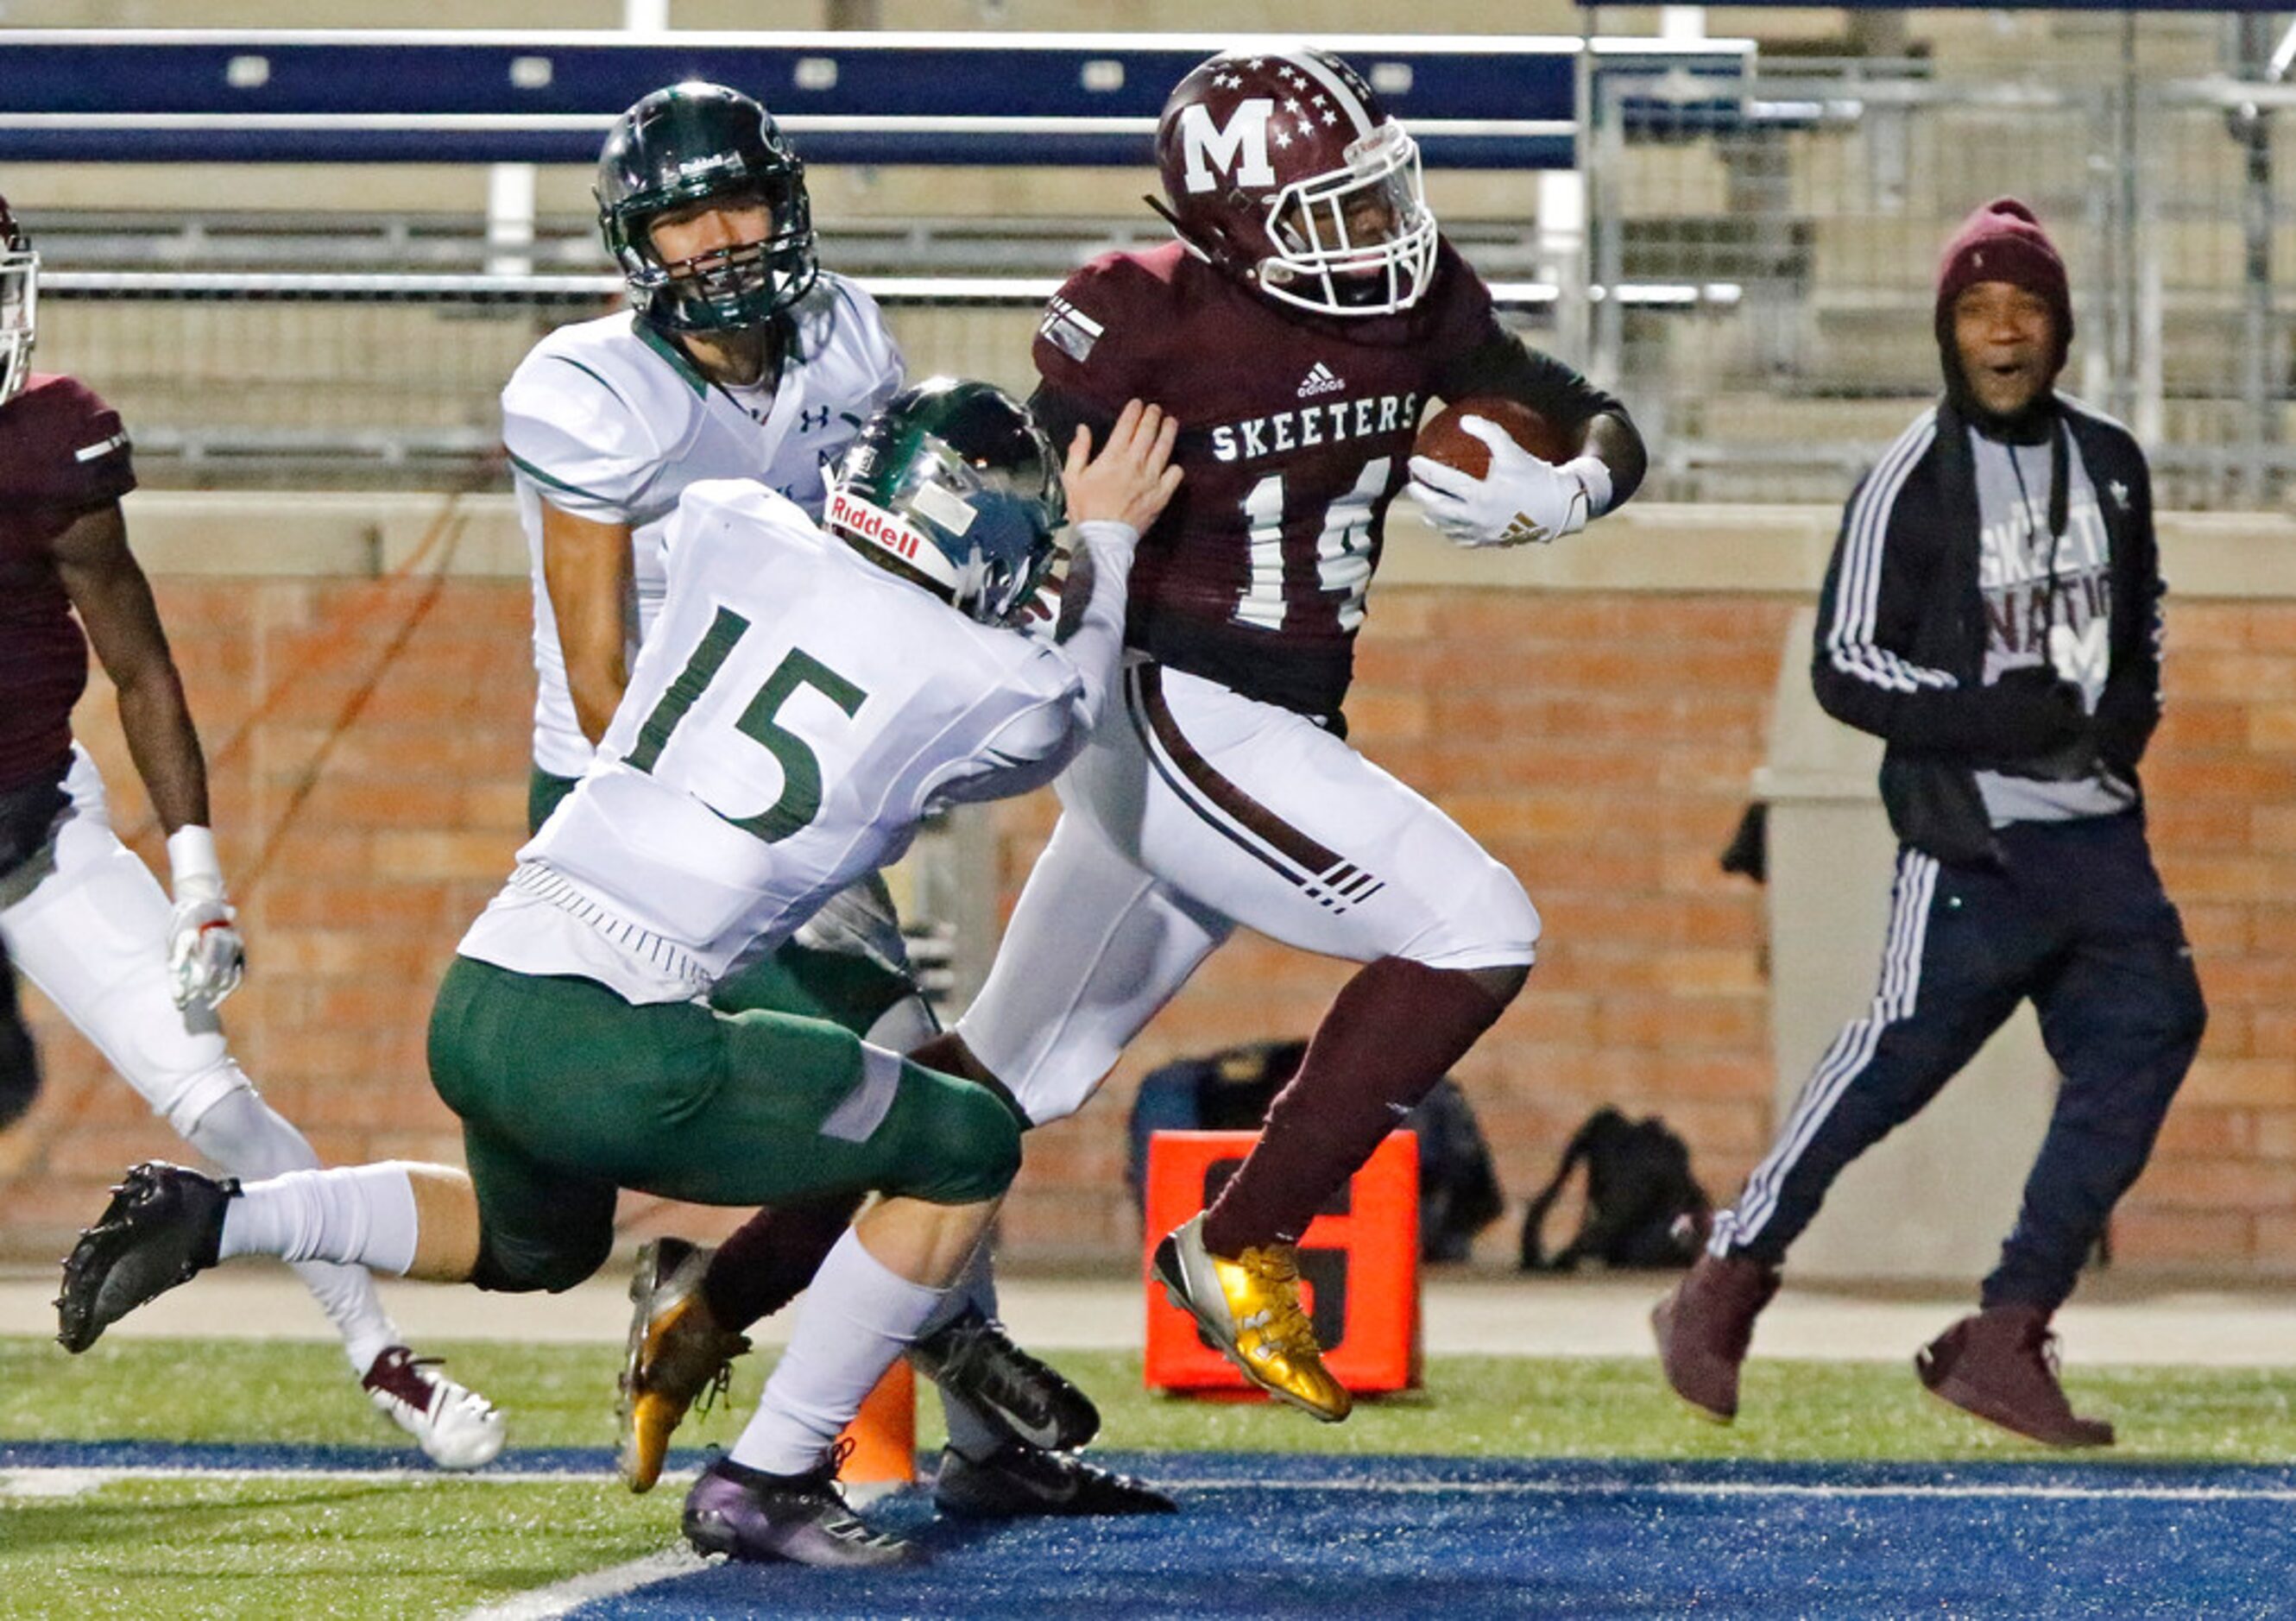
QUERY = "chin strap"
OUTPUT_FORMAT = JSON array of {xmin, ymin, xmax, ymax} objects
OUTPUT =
[{"xmin": 1145, "ymin": 194, "xmax": 1250, "ymax": 282}]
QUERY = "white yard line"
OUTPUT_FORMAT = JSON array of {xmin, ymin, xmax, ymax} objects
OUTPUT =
[
  {"xmin": 1173, "ymin": 1477, "xmax": 2296, "ymax": 1504},
  {"xmin": 461, "ymin": 1549, "xmax": 710, "ymax": 1620},
  {"xmin": 0, "ymin": 1464, "xmax": 658, "ymax": 1495},
  {"xmin": 7, "ymin": 1462, "xmax": 2292, "ymax": 1505}
]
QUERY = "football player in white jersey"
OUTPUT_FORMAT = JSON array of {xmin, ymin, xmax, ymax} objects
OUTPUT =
[
  {"xmin": 505, "ymin": 83, "xmax": 1114, "ymax": 1509},
  {"xmin": 56, "ymin": 381, "xmax": 1182, "ymax": 1568}
]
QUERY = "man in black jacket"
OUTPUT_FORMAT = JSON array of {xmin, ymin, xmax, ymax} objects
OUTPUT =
[{"xmin": 1653, "ymin": 199, "xmax": 2206, "ymax": 1447}]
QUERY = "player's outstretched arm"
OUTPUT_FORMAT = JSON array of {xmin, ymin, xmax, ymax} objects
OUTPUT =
[
  {"xmin": 1031, "ymin": 402, "xmax": 1177, "ymax": 741},
  {"xmin": 938, "ymin": 401, "xmax": 1182, "ymax": 805},
  {"xmin": 53, "ymin": 504, "xmax": 246, "ymax": 1010}
]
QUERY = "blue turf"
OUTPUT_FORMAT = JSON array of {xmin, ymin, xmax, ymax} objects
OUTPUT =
[{"xmin": 9, "ymin": 1446, "xmax": 2293, "ymax": 1618}]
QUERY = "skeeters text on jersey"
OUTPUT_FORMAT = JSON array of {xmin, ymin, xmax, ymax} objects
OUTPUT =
[{"xmin": 1033, "ymin": 239, "xmax": 1621, "ymax": 722}]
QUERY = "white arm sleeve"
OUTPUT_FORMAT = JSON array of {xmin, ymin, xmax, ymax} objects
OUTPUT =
[
  {"xmin": 1047, "ymin": 520, "xmax": 1139, "ymax": 735},
  {"xmin": 931, "ymin": 520, "xmax": 1139, "ymax": 805}
]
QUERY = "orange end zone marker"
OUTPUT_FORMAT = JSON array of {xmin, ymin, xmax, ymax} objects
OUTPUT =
[
  {"xmin": 835, "ymin": 1357, "xmax": 917, "ymax": 1500},
  {"xmin": 1144, "ymin": 1129, "xmax": 1421, "ymax": 1397}
]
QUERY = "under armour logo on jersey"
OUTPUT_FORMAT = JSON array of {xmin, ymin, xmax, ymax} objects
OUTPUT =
[
  {"xmin": 1176, "ymin": 98, "xmax": 1277, "ymax": 194},
  {"xmin": 2109, "ymin": 479, "xmax": 2131, "ymax": 512},
  {"xmin": 1296, "ymin": 363, "xmax": 1345, "ymax": 400},
  {"xmin": 798, "ymin": 405, "xmax": 834, "ymax": 433}
]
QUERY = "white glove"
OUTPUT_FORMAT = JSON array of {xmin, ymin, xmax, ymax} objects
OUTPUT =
[
  {"xmin": 1408, "ymin": 417, "xmax": 1611, "ymax": 549},
  {"xmin": 166, "ymin": 825, "xmax": 245, "ymax": 1012}
]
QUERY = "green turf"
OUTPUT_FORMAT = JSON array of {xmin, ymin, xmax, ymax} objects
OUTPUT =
[
  {"xmin": 4, "ymin": 1336, "xmax": 2294, "ymax": 1619},
  {"xmin": 9, "ymin": 1337, "xmax": 2295, "ymax": 1462}
]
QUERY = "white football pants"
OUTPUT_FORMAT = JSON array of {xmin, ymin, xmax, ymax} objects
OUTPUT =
[
  {"xmin": 959, "ymin": 662, "xmax": 1539, "ymax": 1126},
  {"xmin": 0, "ymin": 747, "xmax": 400, "ymax": 1373}
]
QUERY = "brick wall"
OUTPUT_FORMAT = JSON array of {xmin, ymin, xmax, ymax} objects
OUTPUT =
[{"xmin": 3, "ymin": 566, "xmax": 2290, "ymax": 1277}]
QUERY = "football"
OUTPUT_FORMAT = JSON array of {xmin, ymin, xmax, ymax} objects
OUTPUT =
[{"xmin": 1412, "ymin": 395, "xmax": 1580, "ymax": 479}]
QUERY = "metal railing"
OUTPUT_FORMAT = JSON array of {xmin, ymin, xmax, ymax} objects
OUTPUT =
[
  {"xmin": 15, "ymin": 28, "xmax": 2296, "ymax": 508},
  {"xmin": 1589, "ymin": 48, "xmax": 2296, "ymax": 509}
]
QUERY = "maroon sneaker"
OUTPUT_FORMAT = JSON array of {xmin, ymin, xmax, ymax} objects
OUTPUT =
[
  {"xmin": 1916, "ymin": 1305, "xmax": 2115, "ymax": 1448},
  {"xmin": 1651, "ymin": 1252, "xmax": 1782, "ymax": 1422}
]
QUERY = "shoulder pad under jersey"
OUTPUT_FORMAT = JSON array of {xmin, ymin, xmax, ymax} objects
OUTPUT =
[
  {"xmin": 0, "ymin": 373, "xmax": 135, "ymax": 507},
  {"xmin": 501, "ymin": 314, "xmax": 707, "ymax": 523}
]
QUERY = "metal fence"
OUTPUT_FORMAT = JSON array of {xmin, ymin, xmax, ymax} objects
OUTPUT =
[
  {"xmin": 23, "ymin": 40, "xmax": 2296, "ymax": 510},
  {"xmin": 1593, "ymin": 49, "xmax": 2296, "ymax": 509}
]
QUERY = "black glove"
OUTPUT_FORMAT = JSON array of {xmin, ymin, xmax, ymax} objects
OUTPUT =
[
  {"xmin": 2091, "ymin": 679, "xmax": 2159, "ymax": 779},
  {"xmin": 1895, "ymin": 665, "xmax": 2089, "ymax": 760},
  {"xmin": 1980, "ymin": 665, "xmax": 2092, "ymax": 760}
]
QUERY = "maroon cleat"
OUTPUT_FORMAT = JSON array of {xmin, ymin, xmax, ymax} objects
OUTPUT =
[
  {"xmin": 1916, "ymin": 1305, "xmax": 2115, "ymax": 1448},
  {"xmin": 1650, "ymin": 1251, "xmax": 1781, "ymax": 1422}
]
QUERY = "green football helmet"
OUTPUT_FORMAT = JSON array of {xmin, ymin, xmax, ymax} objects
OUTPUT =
[
  {"xmin": 595, "ymin": 81, "xmax": 817, "ymax": 335},
  {"xmin": 824, "ymin": 379, "xmax": 1067, "ymax": 626}
]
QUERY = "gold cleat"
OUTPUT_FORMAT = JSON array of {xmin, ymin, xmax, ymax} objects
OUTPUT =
[
  {"xmin": 617, "ymin": 1237, "xmax": 753, "ymax": 1493},
  {"xmin": 1151, "ymin": 1214, "xmax": 1353, "ymax": 1422}
]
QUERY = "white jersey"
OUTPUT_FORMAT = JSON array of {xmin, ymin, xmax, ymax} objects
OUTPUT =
[
  {"xmin": 459, "ymin": 482, "xmax": 1132, "ymax": 1004},
  {"xmin": 501, "ymin": 274, "xmax": 905, "ymax": 778}
]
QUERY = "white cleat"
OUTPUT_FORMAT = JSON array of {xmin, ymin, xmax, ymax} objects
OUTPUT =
[{"xmin": 363, "ymin": 1346, "xmax": 508, "ymax": 1470}]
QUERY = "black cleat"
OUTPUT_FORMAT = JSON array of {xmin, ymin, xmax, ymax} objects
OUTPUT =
[
  {"xmin": 56, "ymin": 1162, "xmax": 236, "ymax": 1353},
  {"xmin": 932, "ymin": 1441, "xmax": 1177, "ymax": 1519},
  {"xmin": 909, "ymin": 1303, "xmax": 1099, "ymax": 1452},
  {"xmin": 681, "ymin": 1448, "xmax": 922, "ymax": 1568}
]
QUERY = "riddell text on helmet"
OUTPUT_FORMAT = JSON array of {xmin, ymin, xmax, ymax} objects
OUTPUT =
[{"xmin": 829, "ymin": 489, "xmax": 931, "ymax": 565}]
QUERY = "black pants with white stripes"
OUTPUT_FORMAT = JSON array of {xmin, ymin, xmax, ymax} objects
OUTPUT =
[{"xmin": 1717, "ymin": 809, "xmax": 2205, "ymax": 1312}]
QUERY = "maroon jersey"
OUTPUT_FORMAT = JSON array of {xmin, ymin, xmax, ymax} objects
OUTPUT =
[
  {"xmin": 1033, "ymin": 239, "xmax": 1621, "ymax": 720},
  {"xmin": 0, "ymin": 373, "xmax": 135, "ymax": 792}
]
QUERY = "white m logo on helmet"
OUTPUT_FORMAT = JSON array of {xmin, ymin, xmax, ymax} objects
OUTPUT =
[{"xmin": 1176, "ymin": 100, "xmax": 1277, "ymax": 194}]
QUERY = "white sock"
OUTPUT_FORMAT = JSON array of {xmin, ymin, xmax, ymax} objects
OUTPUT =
[
  {"xmin": 930, "ymin": 1246, "xmax": 1010, "ymax": 1461},
  {"xmin": 732, "ymin": 1227, "xmax": 948, "ymax": 1477},
  {"xmin": 218, "ymin": 1163, "xmax": 421, "ymax": 1279},
  {"xmin": 284, "ymin": 1260, "xmax": 401, "ymax": 1378},
  {"xmin": 184, "ymin": 1089, "xmax": 405, "ymax": 1374}
]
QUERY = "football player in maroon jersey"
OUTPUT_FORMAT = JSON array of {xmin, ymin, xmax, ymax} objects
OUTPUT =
[
  {"xmin": 974, "ymin": 44, "xmax": 1645, "ymax": 1416},
  {"xmin": 676, "ymin": 45, "xmax": 1649, "ymax": 1429},
  {"xmin": 0, "ymin": 194, "xmax": 503, "ymax": 1466}
]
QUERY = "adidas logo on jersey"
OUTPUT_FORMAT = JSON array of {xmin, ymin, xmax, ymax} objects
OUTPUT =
[{"xmin": 1296, "ymin": 363, "xmax": 1346, "ymax": 399}]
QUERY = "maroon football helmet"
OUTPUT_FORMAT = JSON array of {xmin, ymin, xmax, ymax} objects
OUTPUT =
[
  {"xmin": 0, "ymin": 194, "xmax": 35, "ymax": 407},
  {"xmin": 1153, "ymin": 47, "xmax": 1437, "ymax": 318}
]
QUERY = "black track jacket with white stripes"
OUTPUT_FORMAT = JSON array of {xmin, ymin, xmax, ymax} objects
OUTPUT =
[{"xmin": 1810, "ymin": 394, "xmax": 2164, "ymax": 867}]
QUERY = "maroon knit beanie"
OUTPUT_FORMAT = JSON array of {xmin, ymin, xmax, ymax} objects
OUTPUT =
[{"xmin": 1934, "ymin": 197, "xmax": 2072, "ymax": 371}]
